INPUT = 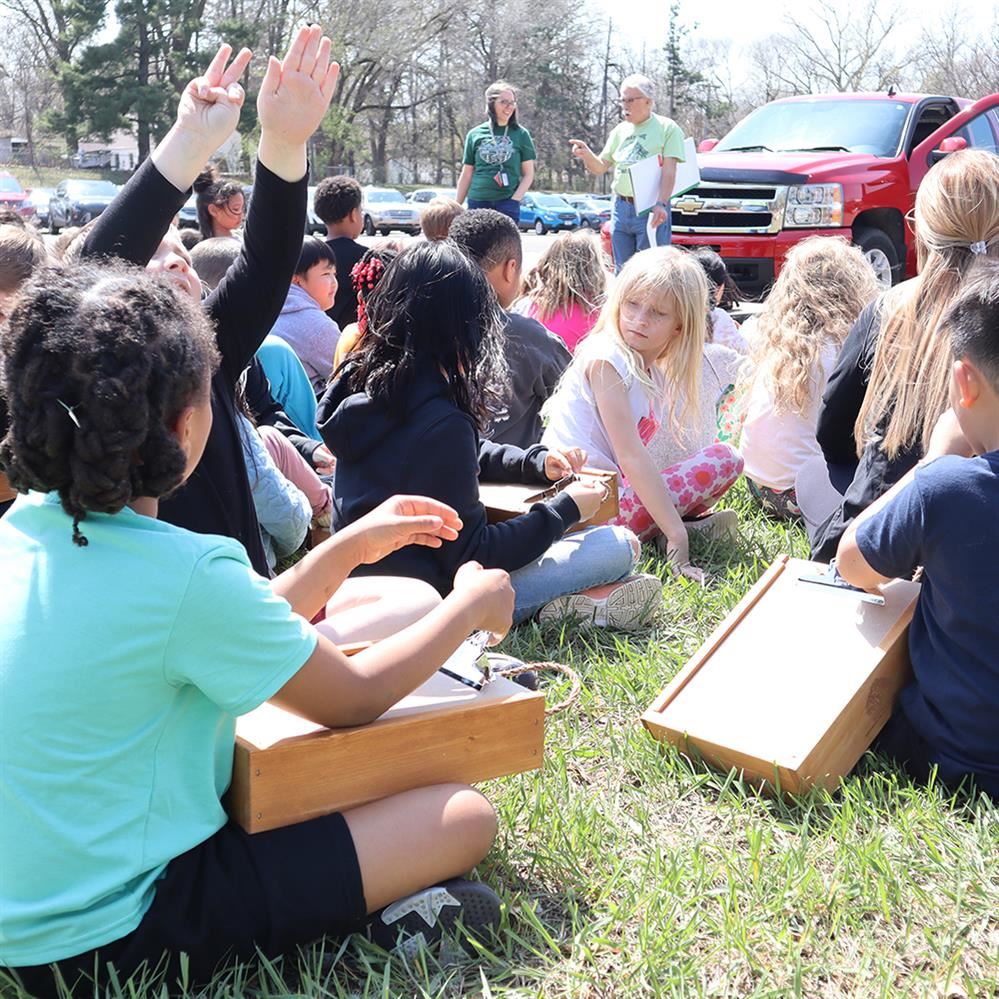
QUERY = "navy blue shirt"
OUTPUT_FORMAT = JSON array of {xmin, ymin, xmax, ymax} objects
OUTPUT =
[{"xmin": 856, "ymin": 452, "xmax": 999, "ymax": 792}]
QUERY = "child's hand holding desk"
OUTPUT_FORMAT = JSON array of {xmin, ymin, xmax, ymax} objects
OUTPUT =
[{"xmin": 270, "ymin": 496, "xmax": 514, "ymax": 729}]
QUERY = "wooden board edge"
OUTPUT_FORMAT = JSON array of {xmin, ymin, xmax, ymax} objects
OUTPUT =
[
  {"xmin": 642, "ymin": 554, "xmax": 790, "ymax": 721},
  {"xmin": 235, "ymin": 692, "xmax": 546, "ymax": 833}
]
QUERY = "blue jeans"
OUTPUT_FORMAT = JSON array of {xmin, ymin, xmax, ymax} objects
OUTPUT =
[
  {"xmin": 609, "ymin": 197, "xmax": 671, "ymax": 273},
  {"xmin": 468, "ymin": 197, "xmax": 521, "ymax": 226},
  {"xmin": 508, "ymin": 524, "xmax": 638, "ymax": 623}
]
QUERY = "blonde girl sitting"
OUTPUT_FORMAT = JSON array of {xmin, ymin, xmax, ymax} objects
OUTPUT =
[
  {"xmin": 740, "ymin": 237, "xmax": 880, "ymax": 519},
  {"xmin": 542, "ymin": 247, "xmax": 744, "ymax": 581},
  {"xmin": 516, "ymin": 229, "xmax": 607, "ymax": 353}
]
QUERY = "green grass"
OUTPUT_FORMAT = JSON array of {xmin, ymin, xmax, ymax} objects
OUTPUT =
[{"xmin": 4, "ymin": 480, "xmax": 998, "ymax": 998}]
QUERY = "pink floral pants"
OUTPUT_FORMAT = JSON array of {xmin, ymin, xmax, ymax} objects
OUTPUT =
[{"xmin": 609, "ymin": 443, "xmax": 744, "ymax": 541}]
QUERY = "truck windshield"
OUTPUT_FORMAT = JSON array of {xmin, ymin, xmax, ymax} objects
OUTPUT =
[{"xmin": 716, "ymin": 99, "xmax": 911, "ymax": 158}]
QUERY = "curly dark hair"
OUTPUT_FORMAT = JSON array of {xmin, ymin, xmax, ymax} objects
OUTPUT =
[
  {"xmin": 0, "ymin": 262, "xmax": 220, "ymax": 546},
  {"xmin": 339, "ymin": 241, "xmax": 508, "ymax": 430},
  {"xmin": 193, "ymin": 165, "xmax": 245, "ymax": 239},
  {"xmin": 313, "ymin": 175, "xmax": 362, "ymax": 225}
]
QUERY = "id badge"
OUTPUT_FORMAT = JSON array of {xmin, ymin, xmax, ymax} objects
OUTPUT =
[{"xmin": 494, "ymin": 171, "xmax": 508, "ymax": 188}]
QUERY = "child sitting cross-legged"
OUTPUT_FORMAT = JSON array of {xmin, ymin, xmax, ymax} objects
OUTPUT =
[
  {"xmin": 837, "ymin": 261, "xmax": 999, "ymax": 801},
  {"xmin": 739, "ymin": 236, "xmax": 880, "ymax": 519},
  {"xmin": 318, "ymin": 240, "xmax": 662, "ymax": 630},
  {"xmin": 542, "ymin": 247, "xmax": 744, "ymax": 583},
  {"xmin": 0, "ymin": 261, "xmax": 515, "ymax": 994}
]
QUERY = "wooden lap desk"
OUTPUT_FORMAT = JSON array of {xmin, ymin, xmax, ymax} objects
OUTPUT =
[{"xmin": 642, "ymin": 555, "xmax": 921, "ymax": 795}]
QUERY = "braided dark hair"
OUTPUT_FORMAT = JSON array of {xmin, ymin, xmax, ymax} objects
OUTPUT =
[
  {"xmin": 350, "ymin": 245, "xmax": 400, "ymax": 336},
  {"xmin": 339, "ymin": 241, "xmax": 508, "ymax": 430},
  {"xmin": 0, "ymin": 262, "xmax": 220, "ymax": 546}
]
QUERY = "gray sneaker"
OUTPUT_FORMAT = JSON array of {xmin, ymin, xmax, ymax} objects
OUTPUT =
[{"xmin": 365, "ymin": 878, "xmax": 501, "ymax": 958}]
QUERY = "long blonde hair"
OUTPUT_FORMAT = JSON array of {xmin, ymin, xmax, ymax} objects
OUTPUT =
[
  {"xmin": 570, "ymin": 246, "xmax": 707, "ymax": 437},
  {"xmin": 856, "ymin": 150, "xmax": 999, "ymax": 458},
  {"xmin": 520, "ymin": 229, "xmax": 607, "ymax": 323},
  {"xmin": 747, "ymin": 237, "xmax": 880, "ymax": 415}
]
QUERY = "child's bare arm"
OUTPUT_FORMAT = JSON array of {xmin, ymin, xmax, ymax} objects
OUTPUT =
[
  {"xmin": 838, "ymin": 410, "xmax": 973, "ymax": 590},
  {"xmin": 270, "ymin": 561, "xmax": 514, "ymax": 728},
  {"xmin": 589, "ymin": 360, "xmax": 689, "ymax": 563}
]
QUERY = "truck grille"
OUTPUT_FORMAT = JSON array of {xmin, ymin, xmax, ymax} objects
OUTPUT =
[{"xmin": 671, "ymin": 182, "xmax": 787, "ymax": 235}]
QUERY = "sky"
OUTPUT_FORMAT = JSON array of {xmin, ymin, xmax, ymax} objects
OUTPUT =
[{"xmin": 594, "ymin": 0, "xmax": 997, "ymax": 86}]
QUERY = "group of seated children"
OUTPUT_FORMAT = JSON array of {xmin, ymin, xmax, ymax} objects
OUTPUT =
[{"xmin": 1, "ymin": 32, "xmax": 998, "ymax": 993}]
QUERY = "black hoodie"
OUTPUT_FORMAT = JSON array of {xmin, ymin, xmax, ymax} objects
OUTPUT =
[{"xmin": 317, "ymin": 365, "xmax": 580, "ymax": 595}]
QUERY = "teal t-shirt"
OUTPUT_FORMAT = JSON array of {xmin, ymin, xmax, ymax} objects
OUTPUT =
[
  {"xmin": 0, "ymin": 492, "xmax": 318, "ymax": 966},
  {"xmin": 599, "ymin": 113, "xmax": 686, "ymax": 197},
  {"xmin": 463, "ymin": 121, "xmax": 537, "ymax": 202}
]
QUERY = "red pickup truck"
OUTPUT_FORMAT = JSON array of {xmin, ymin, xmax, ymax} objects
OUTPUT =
[{"xmin": 669, "ymin": 92, "xmax": 999, "ymax": 297}]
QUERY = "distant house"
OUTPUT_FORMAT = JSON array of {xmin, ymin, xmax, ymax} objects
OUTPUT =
[
  {"xmin": 74, "ymin": 131, "xmax": 139, "ymax": 171},
  {"xmin": 0, "ymin": 135, "xmax": 28, "ymax": 164}
]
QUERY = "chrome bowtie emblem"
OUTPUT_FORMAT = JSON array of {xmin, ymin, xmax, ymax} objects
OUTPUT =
[{"xmin": 673, "ymin": 196, "xmax": 706, "ymax": 214}]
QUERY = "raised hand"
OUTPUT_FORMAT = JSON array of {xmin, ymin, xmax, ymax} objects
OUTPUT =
[
  {"xmin": 175, "ymin": 44, "xmax": 253, "ymax": 153},
  {"xmin": 152, "ymin": 44, "xmax": 252, "ymax": 193},
  {"xmin": 345, "ymin": 495, "xmax": 463, "ymax": 566},
  {"xmin": 257, "ymin": 24, "xmax": 340, "ymax": 180}
]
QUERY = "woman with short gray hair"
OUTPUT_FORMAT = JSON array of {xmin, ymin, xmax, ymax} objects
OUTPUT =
[{"xmin": 569, "ymin": 75, "xmax": 686, "ymax": 270}]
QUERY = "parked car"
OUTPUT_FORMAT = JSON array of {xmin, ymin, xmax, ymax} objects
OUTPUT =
[
  {"xmin": 406, "ymin": 187, "xmax": 458, "ymax": 214},
  {"xmin": 362, "ymin": 187, "xmax": 421, "ymax": 235},
  {"xmin": 672, "ymin": 90, "xmax": 999, "ymax": 295},
  {"xmin": 48, "ymin": 178, "xmax": 118, "ymax": 233},
  {"xmin": 306, "ymin": 185, "xmax": 326, "ymax": 235},
  {"xmin": 518, "ymin": 193, "xmax": 581, "ymax": 235},
  {"xmin": 561, "ymin": 194, "xmax": 610, "ymax": 230},
  {"xmin": 0, "ymin": 172, "xmax": 35, "ymax": 222},
  {"xmin": 23, "ymin": 186, "xmax": 54, "ymax": 228},
  {"xmin": 178, "ymin": 192, "xmax": 198, "ymax": 229}
]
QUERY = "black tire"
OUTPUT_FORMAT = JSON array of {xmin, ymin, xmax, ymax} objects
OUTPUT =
[
  {"xmin": 534, "ymin": 219, "xmax": 547, "ymax": 235},
  {"xmin": 362, "ymin": 215, "xmax": 375, "ymax": 236},
  {"xmin": 854, "ymin": 227, "xmax": 900, "ymax": 287},
  {"xmin": 378, "ymin": 228, "xmax": 390, "ymax": 236},
  {"xmin": 49, "ymin": 215, "xmax": 60, "ymax": 235}
]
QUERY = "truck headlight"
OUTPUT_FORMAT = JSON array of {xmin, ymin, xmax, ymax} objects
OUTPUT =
[{"xmin": 785, "ymin": 183, "xmax": 843, "ymax": 227}]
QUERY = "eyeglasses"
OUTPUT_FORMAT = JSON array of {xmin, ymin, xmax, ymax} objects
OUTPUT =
[
  {"xmin": 495, "ymin": 99, "xmax": 517, "ymax": 108},
  {"xmin": 619, "ymin": 96, "xmax": 649, "ymax": 106}
]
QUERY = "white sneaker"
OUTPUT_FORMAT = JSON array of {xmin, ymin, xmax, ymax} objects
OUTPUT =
[
  {"xmin": 537, "ymin": 573, "xmax": 662, "ymax": 631},
  {"xmin": 682, "ymin": 508, "xmax": 739, "ymax": 544}
]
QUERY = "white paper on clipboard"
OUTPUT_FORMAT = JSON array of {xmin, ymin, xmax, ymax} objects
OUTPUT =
[{"xmin": 628, "ymin": 136, "xmax": 701, "ymax": 245}]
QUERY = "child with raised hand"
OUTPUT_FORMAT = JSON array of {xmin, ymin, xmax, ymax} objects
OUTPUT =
[
  {"xmin": 78, "ymin": 29, "xmax": 335, "ymax": 577},
  {"xmin": 515, "ymin": 228, "xmax": 607, "ymax": 353},
  {"xmin": 740, "ymin": 237, "xmax": 880, "ymax": 519},
  {"xmin": 542, "ymin": 247, "xmax": 744, "ymax": 582},
  {"xmin": 319, "ymin": 240, "xmax": 661, "ymax": 630},
  {"xmin": 0, "ymin": 261, "xmax": 515, "ymax": 994},
  {"xmin": 837, "ymin": 262, "xmax": 999, "ymax": 801}
]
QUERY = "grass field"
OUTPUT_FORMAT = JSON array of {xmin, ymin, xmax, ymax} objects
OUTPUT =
[{"xmin": 4, "ymin": 481, "xmax": 997, "ymax": 998}]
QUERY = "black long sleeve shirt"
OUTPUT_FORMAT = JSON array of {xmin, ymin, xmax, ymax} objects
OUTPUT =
[{"xmin": 83, "ymin": 157, "xmax": 308, "ymax": 575}]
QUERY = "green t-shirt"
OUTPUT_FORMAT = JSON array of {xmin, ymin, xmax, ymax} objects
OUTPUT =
[
  {"xmin": 0, "ymin": 493, "xmax": 318, "ymax": 965},
  {"xmin": 463, "ymin": 121, "xmax": 537, "ymax": 202},
  {"xmin": 599, "ymin": 113, "xmax": 686, "ymax": 197}
]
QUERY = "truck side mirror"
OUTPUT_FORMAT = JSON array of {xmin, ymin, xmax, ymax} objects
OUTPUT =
[
  {"xmin": 929, "ymin": 135, "xmax": 968, "ymax": 165},
  {"xmin": 697, "ymin": 138, "xmax": 719, "ymax": 153}
]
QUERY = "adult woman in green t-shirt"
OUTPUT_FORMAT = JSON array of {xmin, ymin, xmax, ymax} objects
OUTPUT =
[{"xmin": 456, "ymin": 81, "xmax": 537, "ymax": 225}]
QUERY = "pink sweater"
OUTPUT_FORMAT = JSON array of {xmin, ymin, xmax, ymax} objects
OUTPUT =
[{"xmin": 526, "ymin": 301, "xmax": 598, "ymax": 353}]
